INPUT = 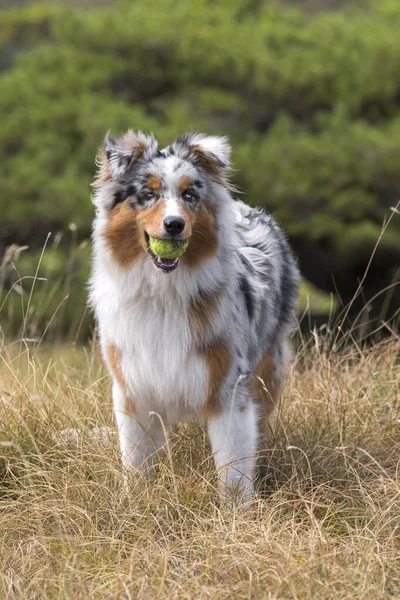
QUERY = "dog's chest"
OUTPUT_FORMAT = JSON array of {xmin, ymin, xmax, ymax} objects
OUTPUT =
[{"xmin": 101, "ymin": 292, "xmax": 209, "ymax": 415}]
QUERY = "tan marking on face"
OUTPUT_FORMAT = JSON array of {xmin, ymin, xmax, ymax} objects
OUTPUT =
[
  {"xmin": 178, "ymin": 175, "xmax": 192, "ymax": 195},
  {"xmin": 202, "ymin": 342, "xmax": 230, "ymax": 418},
  {"xmin": 146, "ymin": 175, "xmax": 162, "ymax": 193},
  {"xmin": 103, "ymin": 202, "xmax": 145, "ymax": 267},
  {"xmin": 104, "ymin": 197, "xmax": 174, "ymax": 266},
  {"xmin": 182, "ymin": 204, "xmax": 218, "ymax": 268},
  {"xmin": 189, "ymin": 287, "xmax": 222, "ymax": 344},
  {"xmin": 136, "ymin": 201, "xmax": 166, "ymax": 240},
  {"xmin": 252, "ymin": 350, "xmax": 282, "ymax": 436}
]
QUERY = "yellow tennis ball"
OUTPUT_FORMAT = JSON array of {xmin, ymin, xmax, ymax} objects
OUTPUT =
[{"xmin": 149, "ymin": 236, "xmax": 188, "ymax": 259}]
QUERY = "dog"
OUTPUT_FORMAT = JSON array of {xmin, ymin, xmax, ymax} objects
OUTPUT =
[{"xmin": 89, "ymin": 130, "xmax": 299, "ymax": 501}]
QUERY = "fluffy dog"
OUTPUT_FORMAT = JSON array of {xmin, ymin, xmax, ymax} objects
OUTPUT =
[{"xmin": 89, "ymin": 130, "xmax": 299, "ymax": 501}]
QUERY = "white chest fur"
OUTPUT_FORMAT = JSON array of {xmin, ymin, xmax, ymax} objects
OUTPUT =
[{"xmin": 93, "ymin": 261, "xmax": 210, "ymax": 422}]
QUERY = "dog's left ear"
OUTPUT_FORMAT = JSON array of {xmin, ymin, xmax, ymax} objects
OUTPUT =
[
  {"xmin": 93, "ymin": 129, "xmax": 158, "ymax": 185},
  {"xmin": 176, "ymin": 133, "xmax": 231, "ymax": 185}
]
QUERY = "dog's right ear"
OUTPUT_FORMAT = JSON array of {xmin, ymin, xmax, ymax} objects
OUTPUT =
[{"xmin": 92, "ymin": 130, "xmax": 158, "ymax": 185}]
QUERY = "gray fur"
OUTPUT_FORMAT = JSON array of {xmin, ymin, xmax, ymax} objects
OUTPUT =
[{"xmin": 90, "ymin": 130, "xmax": 300, "ymax": 501}]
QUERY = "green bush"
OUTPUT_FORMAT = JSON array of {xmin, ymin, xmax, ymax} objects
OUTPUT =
[{"xmin": 0, "ymin": 0, "xmax": 399, "ymax": 338}]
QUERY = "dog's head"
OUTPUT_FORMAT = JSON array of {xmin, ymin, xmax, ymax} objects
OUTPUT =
[{"xmin": 92, "ymin": 131, "xmax": 231, "ymax": 273}]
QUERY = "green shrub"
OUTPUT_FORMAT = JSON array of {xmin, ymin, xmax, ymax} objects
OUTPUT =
[{"xmin": 0, "ymin": 0, "xmax": 399, "ymax": 338}]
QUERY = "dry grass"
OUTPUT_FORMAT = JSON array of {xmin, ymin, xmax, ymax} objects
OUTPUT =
[{"xmin": 0, "ymin": 334, "xmax": 399, "ymax": 600}]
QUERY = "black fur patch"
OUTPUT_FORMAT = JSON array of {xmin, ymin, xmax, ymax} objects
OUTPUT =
[
  {"xmin": 112, "ymin": 190, "xmax": 126, "ymax": 208},
  {"xmin": 239, "ymin": 275, "xmax": 254, "ymax": 320},
  {"xmin": 112, "ymin": 184, "xmax": 137, "ymax": 208}
]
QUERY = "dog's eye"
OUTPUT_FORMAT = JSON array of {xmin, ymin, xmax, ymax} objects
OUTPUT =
[
  {"xmin": 142, "ymin": 190, "xmax": 155, "ymax": 201},
  {"xmin": 182, "ymin": 190, "xmax": 197, "ymax": 201}
]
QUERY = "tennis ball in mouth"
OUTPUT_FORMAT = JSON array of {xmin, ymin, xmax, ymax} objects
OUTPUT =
[{"xmin": 148, "ymin": 236, "xmax": 189, "ymax": 259}]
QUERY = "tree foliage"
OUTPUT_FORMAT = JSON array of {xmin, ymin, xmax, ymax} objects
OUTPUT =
[{"xmin": 0, "ymin": 0, "xmax": 399, "ymax": 337}]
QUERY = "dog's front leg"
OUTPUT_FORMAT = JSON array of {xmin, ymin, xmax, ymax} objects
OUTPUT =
[
  {"xmin": 112, "ymin": 382, "xmax": 165, "ymax": 479},
  {"xmin": 207, "ymin": 394, "xmax": 258, "ymax": 504}
]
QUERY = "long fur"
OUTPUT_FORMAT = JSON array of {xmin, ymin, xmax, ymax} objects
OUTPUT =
[{"xmin": 89, "ymin": 130, "xmax": 300, "ymax": 501}]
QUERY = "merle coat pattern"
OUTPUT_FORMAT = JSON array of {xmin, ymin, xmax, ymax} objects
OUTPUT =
[{"xmin": 90, "ymin": 130, "xmax": 300, "ymax": 501}]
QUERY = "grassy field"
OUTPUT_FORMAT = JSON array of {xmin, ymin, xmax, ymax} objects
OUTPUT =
[{"xmin": 0, "ymin": 333, "xmax": 399, "ymax": 599}]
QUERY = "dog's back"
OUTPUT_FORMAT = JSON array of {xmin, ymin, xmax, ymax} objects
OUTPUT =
[
  {"xmin": 232, "ymin": 200, "xmax": 299, "ymax": 434},
  {"xmin": 90, "ymin": 130, "xmax": 299, "ymax": 501}
]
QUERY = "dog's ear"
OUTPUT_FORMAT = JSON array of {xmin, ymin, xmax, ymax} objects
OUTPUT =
[
  {"xmin": 176, "ymin": 133, "xmax": 231, "ymax": 185},
  {"xmin": 93, "ymin": 130, "xmax": 158, "ymax": 185}
]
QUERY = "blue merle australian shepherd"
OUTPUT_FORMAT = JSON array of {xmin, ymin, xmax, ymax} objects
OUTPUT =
[{"xmin": 90, "ymin": 130, "xmax": 299, "ymax": 502}]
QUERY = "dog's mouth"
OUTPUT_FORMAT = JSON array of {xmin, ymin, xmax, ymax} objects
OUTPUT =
[{"xmin": 145, "ymin": 232, "xmax": 180, "ymax": 273}]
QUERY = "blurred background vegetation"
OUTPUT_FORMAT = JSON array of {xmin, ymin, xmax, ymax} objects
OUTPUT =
[{"xmin": 0, "ymin": 0, "xmax": 399, "ymax": 343}]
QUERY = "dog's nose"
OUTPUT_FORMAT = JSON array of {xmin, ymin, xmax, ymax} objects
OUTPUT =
[{"xmin": 163, "ymin": 217, "xmax": 185, "ymax": 236}]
